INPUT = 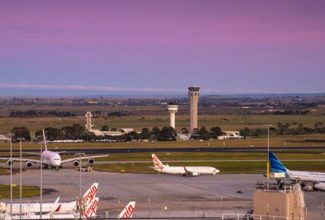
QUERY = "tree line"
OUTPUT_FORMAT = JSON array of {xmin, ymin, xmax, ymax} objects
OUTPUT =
[
  {"xmin": 9, "ymin": 110, "xmax": 76, "ymax": 118},
  {"xmin": 9, "ymin": 125, "xmax": 223, "ymax": 142},
  {"xmin": 240, "ymin": 122, "xmax": 325, "ymax": 137}
]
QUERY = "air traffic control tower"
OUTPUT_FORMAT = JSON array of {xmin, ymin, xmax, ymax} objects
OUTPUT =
[
  {"xmin": 188, "ymin": 86, "xmax": 200, "ymax": 132},
  {"xmin": 167, "ymin": 102, "xmax": 178, "ymax": 129}
]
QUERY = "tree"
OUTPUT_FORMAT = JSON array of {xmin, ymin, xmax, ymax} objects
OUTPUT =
[
  {"xmin": 180, "ymin": 128, "xmax": 189, "ymax": 134},
  {"xmin": 35, "ymin": 127, "xmax": 62, "ymax": 141},
  {"xmin": 159, "ymin": 127, "xmax": 176, "ymax": 141},
  {"xmin": 240, "ymin": 127, "xmax": 250, "ymax": 137},
  {"xmin": 210, "ymin": 127, "xmax": 222, "ymax": 138},
  {"xmin": 198, "ymin": 127, "xmax": 210, "ymax": 140},
  {"xmin": 61, "ymin": 124, "xmax": 86, "ymax": 139},
  {"xmin": 152, "ymin": 127, "xmax": 161, "ymax": 136},
  {"xmin": 101, "ymin": 125, "xmax": 109, "ymax": 131},
  {"xmin": 126, "ymin": 131, "xmax": 139, "ymax": 141},
  {"xmin": 11, "ymin": 127, "xmax": 31, "ymax": 142},
  {"xmin": 141, "ymin": 128, "xmax": 150, "ymax": 139}
]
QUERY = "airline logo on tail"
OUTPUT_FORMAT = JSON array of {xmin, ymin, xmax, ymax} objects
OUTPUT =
[
  {"xmin": 83, "ymin": 197, "xmax": 99, "ymax": 218},
  {"xmin": 78, "ymin": 182, "xmax": 99, "ymax": 218},
  {"xmin": 118, "ymin": 201, "xmax": 136, "ymax": 219},
  {"xmin": 152, "ymin": 154, "xmax": 164, "ymax": 172},
  {"xmin": 269, "ymin": 151, "xmax": 288, "ymax": 173},
  {"xmin": 82, "ymin": 183, "xmax": 98, "ymax": 207}
]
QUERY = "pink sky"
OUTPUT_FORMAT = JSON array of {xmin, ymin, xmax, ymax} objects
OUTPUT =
[{"xmin": 0, "ymin": 0, "xmax": 324, "ymax": 95}]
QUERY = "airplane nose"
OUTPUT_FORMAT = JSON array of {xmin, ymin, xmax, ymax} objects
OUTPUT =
[{"xmin": 52, "ymin": 159, "xmax": 61, "ymax": 167}]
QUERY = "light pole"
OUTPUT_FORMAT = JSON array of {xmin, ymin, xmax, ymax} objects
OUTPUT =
[
  {"xmin": 79, "ymin": 155, "xmax": 82, "ymax": 220},
  {"xmin": 265, "ymin": 124, "xmax": 272, "ymax": 190},
  {"xmin": 17, "ymin": 138, "xmax": 25, "ymax": 219},
  {"xmin": 40, "ymin": 137, "xmax": 43, "ymax": 220},
  {"xmin": 9, "ymin": 133, "xmax": 13, "ymax": 216}
]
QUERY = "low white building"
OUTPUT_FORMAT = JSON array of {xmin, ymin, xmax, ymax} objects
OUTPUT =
[
  {"xmin": 218, "ymin": 131, "xmax": 244, "ymax": 140},
  {"xmin": 0, "ymin": 135, "xmax": 10, "ymax": 143},
  {"xmin": 89, "ymin": 129, "xmax": 133, "ymax": 137}
]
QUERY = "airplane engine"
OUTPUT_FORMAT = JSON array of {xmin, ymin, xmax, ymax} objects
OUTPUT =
[
  {"xmin": 26, "ymin": 161, "xmax": 33, "ymax": 168},
  {"xmin": 88, "ymin": 158, "xmax": 94, "ymax": 164},
  {"xmin": 314, "ymin": 183, "xmax": 325, "ymax": 191},
  {"xmin": 7, "ymin": 160, "xmax": 13, "ymax": 166},
  {"xmin": 191, "ymin": 172, "xmax": 199, "ymax": 176},
  {"xmin": 73, "ymin": 161, "xmax": 79, "ymax": 167}
]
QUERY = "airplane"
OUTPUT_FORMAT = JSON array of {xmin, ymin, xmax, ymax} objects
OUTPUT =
[
  {"xmin": 269, "ymin": 151, "xmax": 325, "ymax": 191},
  {"xmin": 0, "ymin": 130, "xmax": 108, "ymax": 170},
  {"xmin": 8, "ymin": 197, "xmax": 99, "ymax": 220},
  {"xmin": 151, "ymin": 154, "xmax": 220, "ymax": 176},
  {"xmin": 117, "ymin": 201, "xmax": 136, "ymax": 219},
  {"xmin": 0, "ymin": 183, "xmax": 99, "ymax": 215}
]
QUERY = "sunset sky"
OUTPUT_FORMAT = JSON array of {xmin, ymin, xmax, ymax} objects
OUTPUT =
[{"xmin": 0, "ymin": 0, "xmax": 324, "ymax": 96}]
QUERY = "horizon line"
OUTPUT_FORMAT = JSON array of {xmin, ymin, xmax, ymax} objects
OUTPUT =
[{"xmin": 0, "ymin": 83, "xmax": 324, "ymax": 96}]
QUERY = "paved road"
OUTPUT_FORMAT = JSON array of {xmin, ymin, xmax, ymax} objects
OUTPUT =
[{"xmin": 0, "ymin": 170, "xmax": 324, "ymax": 219}]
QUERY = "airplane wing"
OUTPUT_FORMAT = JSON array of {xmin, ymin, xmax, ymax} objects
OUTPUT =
[
  {"xmin": 61, "ymin": 155, "xmax": 109, "ymax": 164},
  {"xmin": 23, "ymin": 152, "xmax": 41, "ymax": 156},
  {"xmin": 0, "ymin": 157, "xmax": 42, "ymax": 164},
  {"xmin": 183, "ymin": 167, "xmax": 199, "ymax": 177}
]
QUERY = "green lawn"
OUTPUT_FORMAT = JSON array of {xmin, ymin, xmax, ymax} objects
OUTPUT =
[
  {"xmin": 1, "ymin": 133, "xmax": 325, "ymax": 150},
  {"xmin": 92, "ymin": 152, "xmax": 325, "ymax": 174},
  {"xmin": 0, "ymin": 185, "xmax": 40, "ymax": 198},
  {"xmin": 93, "ymin": 161, "xmax": 325, "ymax": 174},
  {"xmin": 0, "ymin": 114, "xmax": 324, "ymax": 134}
]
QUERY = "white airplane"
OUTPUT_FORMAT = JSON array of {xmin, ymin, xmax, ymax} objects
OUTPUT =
[
  {"xmin": 117, "ymin": 201, "xmax": 136, "ymax": 219},
  {"xmin": 0, "ymin": 183, "xmax": 98, "ymax": 215},
  {"xmin": 151, "ymin": 154, "xmax": 220, "ymax": 176},
  {"xmin": 8, "ymin": 197, "xmax": 99, "ymax": 220},
  {"xmin": 269, "ymin": 151, "xmax": 325, "ymax": 191},
  {"xmin": 0, "ymin": 130, "xmax": 108, "ymax": 169}
]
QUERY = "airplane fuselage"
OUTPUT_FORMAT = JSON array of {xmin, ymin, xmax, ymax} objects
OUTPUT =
[
  {"xmin": 4, "ymin": 202, "xmax": 75, "ymax": 215},
  {"xmin": 41, "ymin": 150, "xmax": 62, "ymax": 168},
  {"xmin": 161, "ymin": 166, "xmax": 219, "ymax": 176},
  {"xmin": 287, "ymin": 170, "xmax": 325, "ymax": 183}
]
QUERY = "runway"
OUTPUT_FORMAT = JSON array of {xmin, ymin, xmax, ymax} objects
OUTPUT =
[{"xmin": 0, "ymin": 169, "xmax": 324, "ymax": 219}]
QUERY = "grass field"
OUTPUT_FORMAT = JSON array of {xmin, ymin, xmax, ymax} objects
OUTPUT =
[
  {"xmin": 0, "ymin": 114, "xmax": 324, "ymax": 150},
  {"xmin": 92, "ymin": 152, "xmax": 325, "ymax": 174},
  {"xmin": 0, "ymin": 133, "xmax": 325, "ymax": 150},
  {"xmin": 0, "ymin": 167, "xmax": 9, "ymax": 175},
  {"xmin": 0, "ymin": 185, "xmax": 40, "ymax": 199},
  {"xmin": 0, "ymin": 114, "xmax": 324, "ymax": 134},
  {"xmin": 93, "ymin": 161, "xmax": 325, "ymax": 174}
]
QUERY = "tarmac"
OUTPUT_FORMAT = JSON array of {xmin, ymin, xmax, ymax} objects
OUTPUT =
[{"xmin": 0, "ymin": 168, "xmax": 324, "ymax": 219}]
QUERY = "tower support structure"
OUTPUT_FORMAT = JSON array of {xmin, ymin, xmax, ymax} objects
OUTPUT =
[
  {"xmin": 167, "ymin": 103, "xmax": 178, "ymax": 129},
  {"xmin": 188, "ymin": 86, "xmax": 200, "ymax": 132}
]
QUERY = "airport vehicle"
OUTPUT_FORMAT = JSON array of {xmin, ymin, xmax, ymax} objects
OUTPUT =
[
  {"xmin": 0, "ymin": 130, "xmax": 108, "ymax": 169},
  {"xmin": 151, "ymin": 154, "xmax": 219, "ymax": 176},
  {"xmin": 269, "ymin": 151, "xmax": 325, "ymax": 191},
  {"xmin": 0, "ymin": 183, "xmax": 99, "ymax": 215},
  {"xmin": 117, "ymin": 201, "xmax": 136, "ymax": 219}
]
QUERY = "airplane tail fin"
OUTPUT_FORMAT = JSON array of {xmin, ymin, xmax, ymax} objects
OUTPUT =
[
  {"xmin": 82, "ymin": 197, "xmax": 99, "ymax": 218},
  {"xmin": 79, "ymin": 183, "xmax": 99, "ymax": 218},
  {"xmin": 152, "ymin": 154, "xmax": 165, "ymax": 172},
  {"xmin": 269, "ymin": 151, "xmax": 288, "ymax": 173},
  {"xmin": 118, "ymin": 201, "xmax": 136, "ymax": 219},
  {"xmin": 42, "ymin": 129, "xmax": 48, "ymax": 151},
  {"xmin": 54, "ymin": 196, "xmax": 60, "ymax": 204},
  {"xmin": 82, "ymin": 183, "xmax": 98, "ymax": 207}
]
